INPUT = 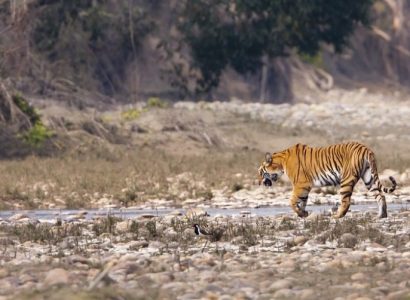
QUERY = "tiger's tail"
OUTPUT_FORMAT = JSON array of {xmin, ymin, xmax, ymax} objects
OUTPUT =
[{"xmin": 368, "ymin": 151, "xmax": 397, "ymax": 193}]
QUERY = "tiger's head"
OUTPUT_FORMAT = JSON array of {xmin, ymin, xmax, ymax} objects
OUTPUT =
[{"xmin": 258, "ymin": 152, "xmax": 284, "ymax": 186}]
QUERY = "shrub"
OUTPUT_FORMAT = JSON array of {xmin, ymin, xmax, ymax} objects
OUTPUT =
[
  {"xmin": 12, "ymin": 94, "xmax": 54, "ymax": 147},
  {"xmin": 146, "ymin": 97, "xmax": 167, "ymax": 108},
  {"xmin": 12, "ymin": 94, "xmax": 41, "ymax": 124},
  {"xmin": 22, "ymin": 123, "xmax": 54, "ymax": 147},
  {"xmin": 121, "ymin": 108, "xmax": 143, "ymax": 121}
]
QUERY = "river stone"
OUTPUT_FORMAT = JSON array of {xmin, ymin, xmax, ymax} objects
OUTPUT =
[
  {"xmin": 115, "ymin": 220, "xmax": 129, "ymax": 233},
  {"xmin": 386, "ymin": 290, "xmax": 410, "ymax": 300},
  {"xmin": 0, "ymin": 269, "xmax": 9, "ymax": 278},
  {"xmin": 298, "ymin": 288, "xmax": 316, "ymax": 300},
  {"xmin": 339, "ymin": 233, "xmax": 358, "ymax": 248},
  {"xmin": 273, "ymin": 288, "xmax": 295, "ymax": 298},
  {"xmin": 149, "ymin": 241, "xmax": 166, "ymax": 250},
  {"xmin": 293, "ymin": 236, "xmax": 308, "ymax": 246},
  {"xmin": 269, "ymin": 279, "xmax": 293, "ymax": 291},
  {"xmin": 161, "ymin": 281, "xmax": 188, "ymax": 294},
  {"xmin": 351, "ymin": 272, "xmax": 366, "ymax": 281},
  {"xmin": 366, "ymin": 243, "xmax": 387, "ymax": 252},
  {"xmin": 44, "ymin": 268, "xmax": 69, "ymax": 286},
  {"xmin": 9, "ymin": 213, "xmax": 29, "ymax": 221}
]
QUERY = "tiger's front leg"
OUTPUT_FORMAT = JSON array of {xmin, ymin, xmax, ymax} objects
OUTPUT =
[{"xmin": 290, "ymin": 186, "xmax": 311, "ymax": 218}]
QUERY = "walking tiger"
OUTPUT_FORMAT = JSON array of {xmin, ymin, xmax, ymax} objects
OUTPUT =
[{"xmin": 258, "ymin": 142, "xmax": 396, "ymax": 218}]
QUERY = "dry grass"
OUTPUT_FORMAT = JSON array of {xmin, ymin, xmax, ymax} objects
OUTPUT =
[
  {"xmin": 0, "ymin": 147, "xmax": 262, "ymax": 209},
  {"xmin": 1, "ymin": 212, "xmax": 408, "ymax": 263},
  {"xmin": 304, "ymin": 214, "xmax": 409, "ymax": 250}
]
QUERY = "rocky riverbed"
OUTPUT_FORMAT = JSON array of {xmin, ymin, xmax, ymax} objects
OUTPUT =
[
  {"xmin": 1, "ymin": 208, "xmax": 410, "ymax": 299},
  {"xmin": 175, "ymin": 91, "xmax": 410, "ymax": 142},
  {"xmin": 1, "ymin": 92, "xmax": 409, "ymax": 299}
]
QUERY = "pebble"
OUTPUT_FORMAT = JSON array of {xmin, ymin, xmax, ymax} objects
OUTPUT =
[
  {"xmin": 273, "ymin": 288, "xmax": 295, "ymax": 298},
  {"xmin": 0, "ymin": 269, "xmax": 9, "ymax": 278},
  {"xmin": 293, "ymin": 236, "xmax": 308, "ymax": 246},
  {"xmin": 339, "ymin": 233, "xmax": 358, "ymax": 248},
  {"xmin": 8, "ymin": 213, "xmax": 29, "ymax": 221},
  {"xmin": 366, "ymin": 243, "xmax": 387, "ymax": 252},
  {"xmin": 351, "ymin": 272, "xmax": 366, "ymax": 281},
  {"xmin": 298, "ymin": 289, "xmax": 316, "ymax": 300},
  {"xmin": 115, "ymin": 220, "xmax": 129, "ymax": 233},
  {"xmin": 43, "ymin": 268, "xmax": 69, "ymax": 286},
  {"xmin": 269, "ymin": 279, "xmax": 293, "ymax": 291}
]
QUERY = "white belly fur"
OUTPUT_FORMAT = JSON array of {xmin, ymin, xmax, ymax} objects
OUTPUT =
[{"xmin": 312, "ymin": 171, "xmax": 341, "ymax": 187}]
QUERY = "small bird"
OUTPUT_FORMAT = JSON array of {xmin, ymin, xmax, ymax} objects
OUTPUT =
[
  {"xmin": 193, "ymin": 223, "xmax": 210, "ymax": 236},
  {"xmin": 193, "ymin": 224, "xmax": 223, "ymax": 252}
]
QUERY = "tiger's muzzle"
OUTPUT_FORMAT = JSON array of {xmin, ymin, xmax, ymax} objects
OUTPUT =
[{"xmin": 262, "ymin": 172, "xmax": 278, "ymax": 186}]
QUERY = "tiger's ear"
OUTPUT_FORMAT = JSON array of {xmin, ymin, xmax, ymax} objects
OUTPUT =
[{"xmin": 265, "ymin": 152, "xmax": 272, "ymax": 164}]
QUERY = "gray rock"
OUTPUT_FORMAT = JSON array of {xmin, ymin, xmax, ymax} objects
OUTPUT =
[
  {"xmin": 269, "ymin": 279, "xmax": 293, "ymax": 291},
  {"xmin": 293, "ymin": 236, "xmax": 308, "ymax": 246},
  {"xmin": 351, "ymin": 272, "xmax": 366, "ymax": 281},
  {"xmin": 44, "ymin": 268, "xmax": 69, "ymax": 286},
  {"xmin": 339, "ymin": 233, "xmax": 358, "ymax": 248},
  {"xmin": 273, "ymin": 288, "xmax": 295, "ymax": 298},
  {"xmin": 298, "ymin": 288, "xmax": 316, "ymax": 300}
]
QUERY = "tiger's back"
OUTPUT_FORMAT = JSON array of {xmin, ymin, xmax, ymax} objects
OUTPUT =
[{"xmin": 287, "ymin": 142, "xmax": 382, "ymax": 187}]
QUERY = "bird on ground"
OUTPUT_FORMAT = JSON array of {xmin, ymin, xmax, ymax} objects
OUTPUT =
[
  {"xmin": 193, "ymin": 223, "xmax": 210, "ymax": 237},
  {"xmin": 193, "ymin": 223, "xmax": 223, "ymax": 252}
]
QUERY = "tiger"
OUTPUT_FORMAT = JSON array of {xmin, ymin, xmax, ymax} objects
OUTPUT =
[{"xmin": 258, "ymin": 142, "xmax": 397, "ymax": 218}]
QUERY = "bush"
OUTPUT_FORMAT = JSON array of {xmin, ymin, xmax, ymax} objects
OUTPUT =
[
  {"xmin": 12, "ymin": 94, "xmax": 41, "ymax": 124},
  {"xmin": 121, "ymin": 108, "xmax": 143, "ymax": 121},
  {"xmin": 12, "ymin": 94, "xmax": 54, "ymax": 147},
  {"xmin": 146, "ymin": 97, "xmax": 167, "ymax": 108},
  {"xmin": 21, "ymin": 122, "xmax": 54, "ymax": 147}
]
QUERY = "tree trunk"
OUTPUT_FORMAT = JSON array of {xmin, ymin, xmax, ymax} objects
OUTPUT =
[{"xmin": 259, "ymin": 55, "xmax": 269, "ymax": 102}]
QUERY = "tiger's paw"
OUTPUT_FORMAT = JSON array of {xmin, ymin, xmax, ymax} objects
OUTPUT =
[
  {"xmin": 297, "ymin": 210, "xmax": 309, "ymax": 218},
  {"xmin": 333, "ymin": 212, "xmax": 348, "ymax": 219},
  {"xmin": 378, "ymin": 206, "xmax": 387, "ymax": 218},
  {"xmin": 378, "ymin": 212, "xmax": 387, "ymax": 218}
]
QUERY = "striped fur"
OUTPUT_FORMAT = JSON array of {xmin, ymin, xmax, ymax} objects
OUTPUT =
[{"xmin": 258, "ymin": 142, "xmax": 397, "ymax": 218}]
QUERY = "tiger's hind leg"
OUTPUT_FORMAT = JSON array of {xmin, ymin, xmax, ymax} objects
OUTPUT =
[
  {"xmin": 368, "ymin": 184, "xmax": 387, "ymax": 218},
  {"xmin": 335, "ymin": 176, "xmax": 358, "ymax": 218},
  {"xmin": 361, "ymin": 166, "xmax": 387, "ymax": 218},
  {"xmin": 374, "ymin": 191, "xmax": 387, "ymax": 218}
]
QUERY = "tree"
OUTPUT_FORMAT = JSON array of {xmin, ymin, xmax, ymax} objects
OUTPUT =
[
  {"xmin": 31, "ymin": 0, "xmax": 155, "ymax": 96},
  {"xmin": 175, "ymin": 0, "xmax": 375, "ymax": 97}
]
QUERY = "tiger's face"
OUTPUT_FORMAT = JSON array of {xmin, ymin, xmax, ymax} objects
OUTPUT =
[{"xmin": 258, "ymin": 152, "xmax": 284, "ymax": 186}]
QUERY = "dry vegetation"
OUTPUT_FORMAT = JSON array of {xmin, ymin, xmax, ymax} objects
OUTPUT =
[
  {"xmin": 0, "ymin": 101, "xmax": 409, "ymax": 210},
  {"xmin": 1, "ymin": 211, "xmax": 408, "ymax": 259},
  {"xmin": 1, "ymin": 210, "xmax": 409, "ymax": 299},
  {"xmin": 0, "ymin": 147, "xmax": 261, "ymax": 210}
]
